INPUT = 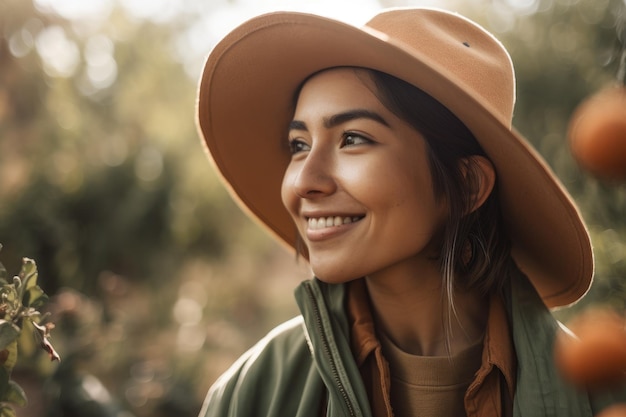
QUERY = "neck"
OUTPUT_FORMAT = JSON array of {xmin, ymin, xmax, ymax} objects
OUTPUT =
[{"xmin": 364, "ymin": 260, "xmax": 488, "ymax": 357}]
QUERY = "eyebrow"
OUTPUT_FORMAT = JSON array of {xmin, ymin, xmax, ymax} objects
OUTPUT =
[{"xmin": 288, "ymin": 109, "xmax": 390, "ymax": 132}]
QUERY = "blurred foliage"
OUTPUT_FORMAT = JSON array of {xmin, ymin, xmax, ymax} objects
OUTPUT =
[
  {"xmin": 0, "ymin": 252, "xmax": 59, "ymax": 417},
  {"xmin": 0, "ymin": 0, "xmax": 305, "ymax": 415},
  {"xmin": 0, "ymin": 0, "xmax": 626, "ymax": 415},
  {"xmin": 456, "ymin": 0, "xmax": 626, "ymax": 317},
  {"xmin": 0, "ymin": 0, "xmax": 234, "ymax": 296}
]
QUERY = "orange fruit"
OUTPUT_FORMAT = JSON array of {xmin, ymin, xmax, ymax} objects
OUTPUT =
[
  {"xmin": 568, "ymin": 85, "xmax": 626, "ymax": 182},
  {"xmin": 554, "ymin": 308, "xmax": 626, "ymax": 389},
  {"xmin": 595, "ymin": 404, "xmax": 626, "ymax": 417}
]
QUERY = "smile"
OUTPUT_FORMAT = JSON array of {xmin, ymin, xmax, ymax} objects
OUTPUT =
[{"xmin": 307, "ymin": 216, "xmax": 363, "ymax": 230}]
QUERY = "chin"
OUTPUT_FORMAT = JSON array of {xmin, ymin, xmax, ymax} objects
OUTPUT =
[{"xmin": 311, "ymin": 266, "xmax": 363, "ymax": 285}]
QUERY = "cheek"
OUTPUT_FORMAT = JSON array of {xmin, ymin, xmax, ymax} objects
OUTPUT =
[
  {"xmin": 382, "ymin": 164, "xmax": 443, "ymax": 227},
  {"xmin": 280, "ymin": 168, "xmax": 297, "ymax": 214}
]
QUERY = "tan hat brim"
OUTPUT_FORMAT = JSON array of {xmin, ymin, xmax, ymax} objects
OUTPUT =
[{"xmin": 197, "ymin": 11, "xmax": 593, "ymax": 308}]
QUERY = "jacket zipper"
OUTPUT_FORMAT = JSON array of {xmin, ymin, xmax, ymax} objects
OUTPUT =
[{"xmin": 304, "ymin": 282, "xmax": 357, "ymax": 417}]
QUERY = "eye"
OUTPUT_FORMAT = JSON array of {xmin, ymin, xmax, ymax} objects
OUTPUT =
[
  {"xmin": 288, "ymin": 138, "xmax": 311, "ymax": 155},
  {"xmin": 342, "ymin": 132, "xmax": 373, "ymax": 147}
]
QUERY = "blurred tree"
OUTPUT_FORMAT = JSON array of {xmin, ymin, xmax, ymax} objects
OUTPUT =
[
  {"xmin": 0, "ymin": 0, "xmax": 239, "ymax": 296},
  {"xmin": 0, "ymin": 0, "xmax": 282, "ymax": 415},
  {"xmin": 481, "ymin": 0, "xmax": 626, "ymax": 314}
]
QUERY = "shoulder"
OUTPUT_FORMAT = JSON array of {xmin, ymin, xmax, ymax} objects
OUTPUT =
[
  {"xmin": 199, "ymin": 316, "xmax": 321, "ymax": 417},
  {"xmin": 212, "ymin": 315, "xmax": 310, "ymax": 389}
]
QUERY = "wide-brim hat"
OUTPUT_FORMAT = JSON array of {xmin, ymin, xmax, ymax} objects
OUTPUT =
[{"xmin": 196, "ymin": 8, "xmax": 593, "ymax": 308}]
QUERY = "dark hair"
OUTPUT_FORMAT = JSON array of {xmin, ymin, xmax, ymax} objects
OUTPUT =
[{"xmin": 362, "ymin": 69, "xmax": 512, "ymax": 300}]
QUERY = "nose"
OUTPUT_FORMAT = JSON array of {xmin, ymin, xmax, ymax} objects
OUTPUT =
[{"xmin": 291, "ymin": 147, "xmax": 337, "ymax": 198}]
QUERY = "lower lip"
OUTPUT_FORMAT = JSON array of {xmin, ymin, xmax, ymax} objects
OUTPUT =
[{"xmin": 305, "ymin": 219, "xmax": 362, "ymax": 242}]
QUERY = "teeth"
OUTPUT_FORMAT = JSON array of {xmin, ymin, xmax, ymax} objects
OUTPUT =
[{"xmin": 308, "ymin": 216, "xmax": 361, "ymax": 230}]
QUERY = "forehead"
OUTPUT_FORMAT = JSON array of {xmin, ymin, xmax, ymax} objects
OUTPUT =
[{"xmin": 295, "ymin": 68, "xmax": 382, "ymax": 113}]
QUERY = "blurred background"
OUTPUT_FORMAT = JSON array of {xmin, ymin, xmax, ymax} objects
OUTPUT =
[{"xmin": 0, "ymin": 0, "xmax": 625, "ymax": 415}]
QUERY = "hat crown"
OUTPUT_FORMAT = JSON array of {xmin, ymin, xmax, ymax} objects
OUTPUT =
[{"xmin": 366, "ymin": 9, "xmax": 515, "ymax": 127}]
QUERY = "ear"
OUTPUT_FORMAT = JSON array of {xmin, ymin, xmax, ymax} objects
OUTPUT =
[{"xmin": 464, "ymin": 156, "xmax": 496, "ymax": 214}]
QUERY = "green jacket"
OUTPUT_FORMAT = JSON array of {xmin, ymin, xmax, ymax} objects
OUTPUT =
[{"xmin": 199, "ymin": 272, "xmax": 626, "ymax": 416}]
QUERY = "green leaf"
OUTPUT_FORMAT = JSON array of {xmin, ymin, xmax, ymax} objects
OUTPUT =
[
  {"xmin": 0, "ymin": 342, "xmax": 17, "ymax": 372},
  {"xmin": 16, "ymin": 324, "xmax": 34, "ymax": 358},
  {"xmin": 19, "ymin": 258, "xmax": 38, "ymax": 291},
  {"xmin": 0, "ymin": 405, "xmax": 16, "ymax": 417},
  {"xmin": 23, "ymin": 286, "xmax": 47, "ymax": 309},
  {"xmin": 5, "ymin": 381, "xmax": 27, "ymax": 407},
  {"xmin": 0, "ymin": 323, "xmax": 19, "ymax": 352},
  {"xmin": 0, "ymin": 366, "xmax": 9, "ymax": 399},
  {"xmin": 0, "ymin": 256, "xmax": 7, "ymax": 283},
  {"xmin": 1, "ymin": 286, "xmax": 17, "ymax": 306}
]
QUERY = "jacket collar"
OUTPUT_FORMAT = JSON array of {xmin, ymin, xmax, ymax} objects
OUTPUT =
[{"xmin": 295, "ymin": 271, "xmax": 599, "ymax": 417}]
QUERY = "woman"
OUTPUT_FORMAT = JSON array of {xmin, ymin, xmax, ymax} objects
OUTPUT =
[{"xmin": 196, "ymin": 7, "xmax": 625, "ymax": 417}]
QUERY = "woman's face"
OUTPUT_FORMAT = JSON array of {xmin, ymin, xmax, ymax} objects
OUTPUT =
[{"xmin": 281, "ymin": 68, "xmax": 447, "ymax": 284}]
